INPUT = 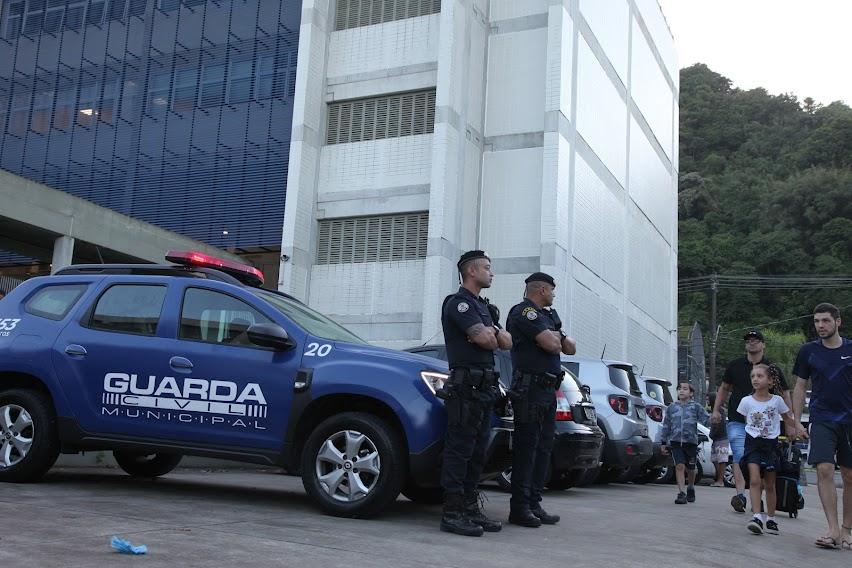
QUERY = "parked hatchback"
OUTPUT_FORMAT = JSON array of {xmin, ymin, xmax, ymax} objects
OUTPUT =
[
  {"xmin": 562, "ymin": 356, "xmax": 652, "ymax": 484},
  {"xmin": 635, "ymin": 376, "xmax": 672, "ymax": 483},
  {"xmin": 405, "ymin": 345, "xmax": 604, "ymax": 489}
]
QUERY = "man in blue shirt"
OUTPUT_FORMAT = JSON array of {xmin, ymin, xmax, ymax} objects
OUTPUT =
[{"xmin": 792, "ymin": 303, "xmax": 852, "ymax": 550}]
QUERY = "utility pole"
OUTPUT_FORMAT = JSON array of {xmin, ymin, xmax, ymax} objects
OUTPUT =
[{"xmin": 708, "ymin": 273, "xmax": 718, "ymax": 387}]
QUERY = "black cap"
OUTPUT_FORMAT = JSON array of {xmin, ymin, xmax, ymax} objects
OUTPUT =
[
  {"xmin": 457, "ymin": 250, "xmax": 490, "ymax": 271},
  {"xmin": 743, "ymin": 329, "xmax": 764, "ymax": 341},
  {"xmin": 524, "ymin": 272, "xmax": 556, "ymax": 287}
]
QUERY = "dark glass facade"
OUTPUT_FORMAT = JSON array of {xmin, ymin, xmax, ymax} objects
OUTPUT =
[{"xmin": 0, "ymin": 0, "xmax": 300, "ymax": 250}]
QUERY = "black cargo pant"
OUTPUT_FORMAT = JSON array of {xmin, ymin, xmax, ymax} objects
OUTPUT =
[
  {"xmin": 440, "ymin": 383, "xmax": 496, "ymax": 496},
  {"xmin": 510, "ymin": 397, "xmax": 556, "ymax": 511}
]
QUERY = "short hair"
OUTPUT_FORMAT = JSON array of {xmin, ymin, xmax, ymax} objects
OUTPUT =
[
  {"xmin": 677, "ymin": 381, "xmax": 694, "ymax": 394},
  {"xmin": 814, "ymin": 302, "xmax": 840, "ymax": 320}
]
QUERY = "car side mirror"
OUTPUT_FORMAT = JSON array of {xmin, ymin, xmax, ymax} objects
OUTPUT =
[
  {"xmin": 698, "ymin": 433, "xmax": 709, "ymax": 444},
  {"xmin": 247, "ymin": 323, "xmax": 294, "ymax": 351}
]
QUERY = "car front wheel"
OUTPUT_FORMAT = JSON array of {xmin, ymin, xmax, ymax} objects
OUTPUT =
[
  {"xmin": 301, "ymin": 412, "xmax": 405, "ymax": 518},
  {"xmin": 0, "ymin": 389, "xmax": 60, "ymax": 482}
]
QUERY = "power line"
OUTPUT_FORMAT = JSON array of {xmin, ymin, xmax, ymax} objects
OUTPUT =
[{"xmin": 719, "ymin": 303, "xmax": 852, "ymax": 336}]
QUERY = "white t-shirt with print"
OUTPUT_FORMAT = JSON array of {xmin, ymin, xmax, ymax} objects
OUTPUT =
[{"xmin": 736, "ymin": 394, "xmax": 789, "ymax": 439}]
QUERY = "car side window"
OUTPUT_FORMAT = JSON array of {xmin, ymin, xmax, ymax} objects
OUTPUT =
[
  {"xmin": 25, "ymin": 284, "xmax": 88, "ymax": 320},
  {"xmin": 179, "ymin": 287, "xmax": 272, "ymax": 347},
  {"xmin": 90, "ymin": 284, "xmax": 167, "ymax": 336}
]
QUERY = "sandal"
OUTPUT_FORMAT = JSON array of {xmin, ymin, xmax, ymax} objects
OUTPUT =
[
  {"xmin": 842, "ymin": 526, "xmax": 852, "ymax": 550},
  {"xmin": 815, "ymin": 535, "xmax": 840, "ymax": 550}
]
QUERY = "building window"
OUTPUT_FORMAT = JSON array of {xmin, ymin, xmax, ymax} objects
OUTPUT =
[
  {"xmin": 2, "ymin": 1, "xmax": 24, "ymax": 39},
  {"xmin": 158, "ymin": 0, "xmax": 179, "ymax": 11},
  {"xmin": 326, "ymin": 89, "xmax": 435, "ymax": 145},
  {"xmin": 53, "ymin": 81, "xmax": 75, "ymax": 130},
  {"xmin": 334, "ymin": 0, "xmax": 441, "ymax": 32},
  {"xmin": 31, "ymin": 89, "xmax": 53, "ymax": 133},
  {"xmin": 172, "ymin": 68, "xmax": 198, "ymax": 111},
  {"xmin": 64, "ymin": 0, "xmax": 86, "ymax": 30},
  {"xmin": 146, "ymin": 71, "xmax": 170, "ymax": 112},
  {"xmin": 86, "ymin": 0, "xmax": 105, "ymax": 24},
  {"xmin": 44, "ymin": 1, "xmax": 66, "ymax": 33},
  {"xmin": 128, "ymin": 0, "xmax": 147, "ymax": 17},
  {"xmin": 256, "ymin": 55, "xmax": 274, "ymax": 100},
  {"xmin": 227, "ymin": 57, "xmax": 253, "ymax": 104},
  {"xmin": 0, "ymin": 94, "xmax": 8, "ymax": 134},
  {"xmin": 22, "ymin": 0, "xmax": 44, "ymax": 35},
  {"xmin": 9, "ymin": 89, "xmax": 30, "ymax": 137},
  {"xmin": 108, "ymin": 0, "xmax": 127, "ymax": 20},
  {"xmin": 200, "ymin": 63, "xmax": 224, "ymax": 107},
  {"xmin": 316, "ymin": 212, "xmax": 429, "ymax": 265},
  {"xmin": 77, "ymin": 82, "xmax": 99, "ymax": 127},
  {"xmin": 100, "ymin": 77, "xmax": 121, "ymax": 123}
]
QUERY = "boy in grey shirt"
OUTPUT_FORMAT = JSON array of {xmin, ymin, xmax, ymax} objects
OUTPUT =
[{"xmin": 661, "ymin": 382, "xmax": 710, "ymax": 504}]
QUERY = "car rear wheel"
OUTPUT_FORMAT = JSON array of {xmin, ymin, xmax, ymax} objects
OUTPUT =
[
  {"xmin": 301, "ymin": 412, "xmax": 405, "ymax": 518},
  {"xmin": 0, "ymin": 389, "xmax": 60, "ymax": 482},
  {"xmin": 723, "ymin": 462, "xmax": 736, "ymax": 488},
  {"xmin": 113, "ymin": 452, "xmax": 183, "ymax": 477}
]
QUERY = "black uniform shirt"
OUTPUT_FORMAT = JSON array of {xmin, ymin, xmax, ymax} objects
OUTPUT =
[
  {"xmin": 507, "ymin": 299, "xmax": 563, "ymax": 373},
  {"xmin": 723, "ymin": 356, "xmax": 788, "ymax": 423},
  {"xmin": 441, "ymin": 287, "xmax": 495, "ymax": 370}
]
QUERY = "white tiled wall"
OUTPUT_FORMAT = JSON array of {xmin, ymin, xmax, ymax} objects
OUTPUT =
[
  {"xmin": 327, "ymin": 15, "xmax": 440, "ymax": 78},
  {"xmin": 627, "ymin": 203, "xmax": 672, "ymax": 326},
  {"xmin": 579, "ymin": 0, "xmax": 629, "ymax": 85},
  {"xmin": 629, "ymin": 116, "xmax": 674, "ymax": 244},
  {"xmin": 627, "ymin": 317, "xmax": 671, "ymax": 378},
  {"xmin": 310, "ymin": 260, "xmax": 425, "ymax": 317},
  {"xmin": 630, "ymin": 18, "xmax": 674, "ymax": 161},
  {"xmin": 633, "ymin": 0, "xmax": 678, "ymax": 81},
  {"xmin": 489, "ymin": 0, "xmax": 547, "ymax": 22}
]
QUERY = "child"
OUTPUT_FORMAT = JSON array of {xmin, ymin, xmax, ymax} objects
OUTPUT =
[
  {"xmin": 737, "ymin": 363, "xmax": 796, "ymax": 535},
  {"xmin": 708, "ymin": 392, "xmax": 731, "ymax": 487},
  {"xmin": 661, "ymin": 381, "xmax": 710, "ymax": 504}
]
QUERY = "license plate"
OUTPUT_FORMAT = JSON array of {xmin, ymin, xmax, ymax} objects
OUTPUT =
[{"xmin": 636, "ymin": 407, "xmax": 646, "ymax": 419}]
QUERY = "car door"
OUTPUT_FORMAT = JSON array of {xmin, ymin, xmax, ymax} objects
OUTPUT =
[
  {"xmin": 52, "ymin": 278, "xmax": 178, "ymax": 437},
  {"xmin": 156, "ymin": 282, "xmax": 301, "ymax": 449}
]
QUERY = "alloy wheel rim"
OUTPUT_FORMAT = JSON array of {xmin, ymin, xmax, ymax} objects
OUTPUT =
[
  {"xmin": 315, "ymin": 430, "xmax": 381, "ymax": 502},
  {"xmin": 0, "ymin": 404, "xmax": 34, "ymax": 469}
]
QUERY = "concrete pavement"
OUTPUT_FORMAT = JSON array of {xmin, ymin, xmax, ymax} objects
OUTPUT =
[{"xmin": 1, "ymin": 467, "xmax": 849, "ymax": 568}]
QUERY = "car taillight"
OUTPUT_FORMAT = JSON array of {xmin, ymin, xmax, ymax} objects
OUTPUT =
[
  {"xmin": 555, "ymin": 389, "xmax": 573, "ymax": 421},
  {"xmin": 647, "ymin": 405, "xmax": 663, "ymax": 422},
  {"xmin": 608, "ymin": 395, "xmax": 628, "ymax": 415}
]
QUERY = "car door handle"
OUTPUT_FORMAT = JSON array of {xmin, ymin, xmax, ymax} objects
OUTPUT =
[
  {"xmin": 64, "ymin": 344, "xmax": 87, "ymax": 357},
  {"xmin": 169, "ymin": 356, "xmax": 193, "ymax": 370}
]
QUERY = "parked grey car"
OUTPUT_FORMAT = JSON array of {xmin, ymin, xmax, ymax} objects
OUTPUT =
[
  {"xmin": 636, "ymin": 376, "xmax": 672, "ymax": 483},
  {"xmin": 561, "ymin": 357, "xmax": 652, "ymax": 484}
]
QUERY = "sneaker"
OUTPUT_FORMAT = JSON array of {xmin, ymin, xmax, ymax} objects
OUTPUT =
[
  {"xmin": 747, "ymin": 517, "xmax": 764, "ymax": 535},
  {"xmin": 731, "ymin": 494, "xmax": 746, "ymax": 513},
  {"xmin": 686, "ymin": 486, "xmax": 695, "ymax": 503},
  {"xmin": 765, "ymin": 520, "xmax": 779, "ymax": 535},
  {"xmin": 675, "ymin": 492, "xmax": 688, "ymax": 505}
]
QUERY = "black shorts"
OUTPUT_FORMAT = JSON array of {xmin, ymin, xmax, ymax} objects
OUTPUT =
[
  {"xmin": 741, "ymin": 435, "xmax": 779, "ymax": 472},
  {"xmin": 808, "ymin": 422, "xmax": 852, "ymax": 468},
  {"xmin": 669, "ymin": 442, "xmax": 698, "ymax": 470}
]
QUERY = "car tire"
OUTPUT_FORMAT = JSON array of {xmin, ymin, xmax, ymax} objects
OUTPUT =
[
  {"xmin": 301, "ymin": 412, "xmax": 405, "ymax": 518},
  {"xmin": 113, "ymin": 452, "xmax": 183, "ymax": 477},
  {"xmin": 401, "ymin": 482, "xmax": 443, "ymax": 505},
  {"xmin": 723, "ymin": 462, "xmax": 736, "ymax": 488},
  {"xmin": 546, "ymin": 470, "xmax": 580, "ymax": 490},
  {"xmin": 496, "ymin": 467, "xmax": 512, "ymax": 492},
  {"xmin": 633, "ymin": 467, "xmax": 661, "ymax": 484},
  {"xmin": 653, "ymin": 464, "xmax": 676, "ymax": 484},
  {"xmin": 0, "ymin": 389, "xmax": 60, "ymax": 483}
]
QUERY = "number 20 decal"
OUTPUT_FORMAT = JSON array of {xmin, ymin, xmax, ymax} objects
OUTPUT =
[{"xmin": 305, "ymin": 342, "xmax": 332, "ymax": 357}]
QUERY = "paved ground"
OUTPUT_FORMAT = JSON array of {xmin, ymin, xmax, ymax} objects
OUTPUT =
[{"xmin": 1, "ymin": 467, "xmax": 849, "ymax": 568}]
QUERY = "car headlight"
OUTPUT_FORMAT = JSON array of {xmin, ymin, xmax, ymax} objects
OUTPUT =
[{"xmin": 420, "ymin": 371, "xmax": 449, "ymax": 395}]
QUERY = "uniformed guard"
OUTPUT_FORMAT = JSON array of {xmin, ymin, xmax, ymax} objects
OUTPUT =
[
  {"xmin": 505, "ymin": 272, "xmax": 576, "ymax": 527},
  {"xmin": 439, "ymin": 250, "xmax": 513, "ymax": 537}
]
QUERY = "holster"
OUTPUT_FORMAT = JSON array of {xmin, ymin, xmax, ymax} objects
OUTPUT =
[
  {"xmin": 508, "ymin": 372, "xmax": 532, "ymax": 423},
  {"xmin": 450, "ymin": 367, "xmax": 499, "ymax": 389}
]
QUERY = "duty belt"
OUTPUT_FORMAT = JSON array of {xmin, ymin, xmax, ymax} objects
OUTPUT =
[
  {"xmin": 514, "ymin": 370, "xmax": 564, "ymax": 390},
  {"xmin": 449, "ymin": 367, "xmax": 499, "ymax": 388}
]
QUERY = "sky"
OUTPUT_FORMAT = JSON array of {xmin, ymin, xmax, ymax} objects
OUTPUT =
[{"xmin": 657, "ymin": 0, "xmax": 852, "ymax": 106}]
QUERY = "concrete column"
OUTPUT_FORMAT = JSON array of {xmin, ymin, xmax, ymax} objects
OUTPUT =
[{"xmin": 51, "ymin": 236, "xmax": 75, "ymax": 273}]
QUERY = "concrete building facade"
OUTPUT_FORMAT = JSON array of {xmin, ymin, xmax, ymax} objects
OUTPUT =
[{"xmin": 281, "ymin": 0, "xmax": 679, "ymax": 377}]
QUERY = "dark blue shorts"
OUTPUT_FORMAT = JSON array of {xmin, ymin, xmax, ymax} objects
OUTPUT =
[
  {"xmin": 669, "ymin": 442, "xmax": 698, "ymax": 470},
  {"xmin": 741, "ymin": 435, "xmax": 779, "ymax": 472}
]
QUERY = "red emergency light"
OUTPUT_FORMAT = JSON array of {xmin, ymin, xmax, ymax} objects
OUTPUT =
[{"xmin": 165, "ymin": 250, "xmax": 265, "ymax": 287}]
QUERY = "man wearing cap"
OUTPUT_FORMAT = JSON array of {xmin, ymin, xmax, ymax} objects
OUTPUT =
[
  {"xmin": 505, "ymin": 272, "xmax": 576, "ymax": 527},
  {"xmin": 711, "ymin": 329, "xmax": 792, "ymax": 513},
  {"xmin": 439, "ymin": 250, "xmax": 512, "ymax": 537}
]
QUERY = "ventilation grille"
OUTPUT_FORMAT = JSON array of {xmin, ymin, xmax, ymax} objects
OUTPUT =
[
  {"xmin": 326, "ymin": 90, "xmax": 435, "ymax": 145},
  {"xmin": 316, "ymin": 212, "xmax": 429, "ymax": 265},
  {"xmin": 334, "ymin": 0, "xmax": 441, "ymax": 31}
]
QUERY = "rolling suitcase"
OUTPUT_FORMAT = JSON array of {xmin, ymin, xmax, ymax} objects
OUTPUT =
[{"xmin": 775, "ymin": 439, "xmax": 803, "ymax": 518}]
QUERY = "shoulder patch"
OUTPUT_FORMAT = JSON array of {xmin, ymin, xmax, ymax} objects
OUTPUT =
[
  {"xmin": 457, "ymin": 302, "xmax": 469, "ymax": 313},
  {"xmin": 522, "ymin": 306, "xmax": 538, "ymax": 320}
]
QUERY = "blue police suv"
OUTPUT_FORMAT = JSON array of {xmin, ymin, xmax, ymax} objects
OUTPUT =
[{"xmin": 0, "ymin": 252, "xmax": 509, "ymax": 517}]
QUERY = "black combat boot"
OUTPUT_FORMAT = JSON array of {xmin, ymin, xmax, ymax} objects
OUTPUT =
[
  {"xmin": 464, "ymin": 492, "xmax": 502, "ymax": 532},
  {"xmin": 440, "ymin": 493, "xmax": 484, "ymax": 537},
  {"xmin": 508, "ymin": 505, "xmax": 542, "ymax": 528},
  {"xmin": 530, "ymin": 504, "xmax": 560, "ymax": 525}
]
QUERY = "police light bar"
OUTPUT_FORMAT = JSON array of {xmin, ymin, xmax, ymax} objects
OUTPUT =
[{"xmin": 165, "ymin": 250, "xmax": 264, "ymax": 287}]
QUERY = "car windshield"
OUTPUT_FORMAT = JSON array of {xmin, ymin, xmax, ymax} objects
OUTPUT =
[
  {"xmin": 644, "ymin": 381, "xmax": 667, "ymax": 404},
  {"xmin": 609, "ymin": 365, "xmax": 642, "ymax": 396},
  {"xmin": 253, "ymin": 290, "xmax": 366, "ymax": 344}
]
